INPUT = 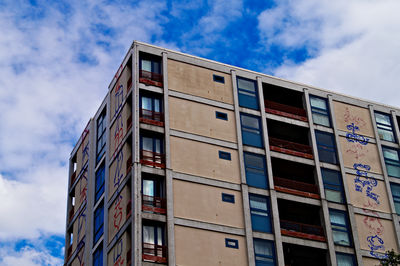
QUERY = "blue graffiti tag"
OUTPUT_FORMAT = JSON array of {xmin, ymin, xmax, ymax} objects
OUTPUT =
[
  {"xmin": 113, "ymin": 238, "xmax": 124, "ymax": 265},
  {"xmin": 367, "ymin": 235, "xmax": 387, "ymax": 259},
  {"xmin": 114, "ymin": 84, "xmax": 124, "ymax": 115},
  {"xmin": 82, "ymin": 141, "xmax": 89, "ymax": 164},
  {"xmin": 114, "ymin": 150, "xmax": 124, "ymax": 188},
  {"xmin": 353, "ymin": 163, "xmax": 380, "ymax": 204},
  {"xmin": 346, "ymin": 123, "xmax": 369, "ymax": 145}
]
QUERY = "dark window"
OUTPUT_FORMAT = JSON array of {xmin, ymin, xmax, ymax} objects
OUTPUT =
[
  {"xmin": 219, "ymin": 151, "xmax": 231, "ymax": 160},
  {"xmin": 321, "ymin": 168, "xmax": 344, "ymax": 204},
  {"xmin": 310, "ymin": 95, "xmax": 331, "ymax": 127},
  {"xmin": 96, "ymin": 109, "xmax": 107, "ymax": 163},
  {"xmin": 143, "ymin": 224, "xmax": 165, "ymax": 246},
  {"xmin": 390, "ymin": 183, "xmax": 400, "ymax": 214},
  {"xmin": 249, "ymin": 194, "xmax": 272, "ymax": 233},
  {"xmin": 382, "ymin": 146, "xmax": 400, "ymax": 178},
  {"xmin": 95, "ymin": 164, "xmax": 105, "ymax": 203},
  {"xmin": 254, "ymin": 239, "xmax": 275, "ymax": 266},
  {"xmin": 213, "ymin": 74, "xmax": 225, "ymax": 84},
  {"xmin": 141, "ymin": 135, "xmax": 164, "ymax": 154},
  {"xmin": 329, "ymin": 209, "xmax": 351, "ymax": 246},
  {"xmin": 93, "ymin": 244, "xmax": 103, "ymax": 266},
  {"xmin": 222, "ymin": 193, "xmax": 235, "ymax": 203},
  {"xmin": 216, "ymin": 111, "xmax": 228, "ymax": 120},
  {"xmin": 225, "ymin": 238, "xmax": 239, "ymax": 249},
  {"xmin": 237, "ymin": 77, "xmax": 259, "ymax": 110},
  {"xmin": 240, "ymin": 113, "xmax": 263, "ymax": 148},
  {"xmin": 140, "ymin": 57, "xmax": 161, "ymax": 75},
  {"xmin": 336, "ymin": 252, "xmax": 355, "ymax": 266},
  {"xmin": 375, "ymin": 112, "xmax": 396, "ymax": 142},
  {"xmin": 140, "ymin": 94, "xmax": 162, "ymax": 118},
  {"xmin": 315, "ymin": 131, "xmax": 337, "ymax": 164},
  {"xmin": 94, "ymin": 203, "xmax": 104, "ymax": 245},
  {"xmin": 244, "ymin": 152, "xmax": 268, "ymax": 189}
]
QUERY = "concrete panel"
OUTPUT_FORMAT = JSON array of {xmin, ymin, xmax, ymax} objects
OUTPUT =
[
  {"xmin": 107, "ymin": 230, "xmax": 131, "ymax": 266},
  {"xmin": 109, "ymin": 142, "xmax": 132, "ymax": 199},
  {"xmin": 333, "ymin": 101, "xmax": 375, "ymax": 138},
  {"xmin": 174, "ymin": 225, "xmax": 248, "ymax": 266},
  {"xmin": 173, "ymin": 179, "xmax": 244, "ymax": 228},
  {"xmin": 355, "ymin": 213, "xmax": 398, "ymax": 258},
  {"xmin": 72, "ymin": 208, "xmax": 87, "ymax": 253},
  {"xmin": 345, "ymin": 173, "xmax": 391, "ymax": 213},
  {"xmin": 110, "ymin": 65, "xmax": 132, "ymax": 121},
  {"xmin": 110, "ymin": 103, "xmax": 132, "ymax": 156},
  {"xmin": 108, "ymin": 185, "xmax": 131, "ymax": 243},
  {"xmin": 338, "ymin": 136, "xmax": 383, "ymax": 174},
  {"xmin": 362, "ymin": 257, "xmax": 381, "ymax": 266},
  {"xmin": 170, "ymin": 136, "xmax": 241, "ymax": 184},
  {"xmin": 167, "ymin": 59, "xmax": 234, "ymax": 104},
  {"xmin": 71, "ymin": 246, "xmax": 85, "ymax": 266},
  {"xmin": 74, "ymin": 170, "xmax": 88, "ymax": 210},
  {"xmin": 76, "ymin": 132, "xmax": 90, "ymax": 177},
  {"xmin": 169, "ymin": 97, "xmax": 237, "ymax": 143}
]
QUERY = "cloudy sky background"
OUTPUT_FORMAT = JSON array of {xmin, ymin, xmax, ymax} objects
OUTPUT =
[{"xmin": 1, "ymin": 0, "xmax": 400, "ymax": 264}]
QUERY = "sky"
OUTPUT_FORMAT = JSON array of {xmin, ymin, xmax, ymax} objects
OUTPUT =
[{"xmin": 0, "ymin": 0, "xmax": 400, "ymax": 265}]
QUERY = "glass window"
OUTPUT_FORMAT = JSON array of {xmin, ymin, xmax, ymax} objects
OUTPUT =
[
  {"xmin": 93, "ymin": 244, "xmax": 103, "ymax": 266},
  {"xmin": 249, "ymin": 194, "xmax": 271, "ymax": 233},
  {"xmin": 253, "ymin": 239, "xmax": 275, "ymax": 266},
  {"xmin": 244, "ymin": 152, "xmax": 268, "ymax": 189},
  {"xmin": 330, "ymin": 209, "xmax": 351, "ymax": 246},
  {"xmin": 213, "ymin": 74, "xmax": 225, "ymax": 84},
  {"xmin": 310, "ymin": 96, "xmax": 330, "ymax": 127},
  {"xmin": 95, "ymin": 164, "xmax": 105, "ymax": 203},
  {"xmin": 94, "ymin": 203, "xmax": 104, "ymax": 245},
  {"xmin": 241, "ymin": 113, "xmax": 263, "ymax": 147},
  {"xmin": 140, "ymin": 58, "xmax": 161, "ymax": 74},
  {"xmin": 336, "ymin": 252, "xmax": 355, "ymax": 266},
  {"xmin": 237, "ymin": 77, "xmax": 259, "ymax": 110},
  {"xmin": 321, "ymin": 168, "xmax": 344, "ymax": 203},
  {"xmin": 382, "ymin": 146, "xmax": 400, "ymax": 178},
  {"xmin": 390, "ymin": 183, "xmax": 400, "ymax": 214},
  {"xmin": 141, "ymin": 136, "xmax": 162, "ymax": 154},
  {"xmin": 222, "ymin": 193, "xmax": 235, "ymax": 203},
  {"xmin": 225, "ymin": 238, "xmax": 239, "ymax": 249},
  {"xmin": 143, "ymin": 224, "xmax": 164, "ymax": 246},
  {"xmin": 96, "ymin": 109, "xmax": 107, "ymax": 163},
  {"xmin": 375, "ymin": 112, "xmax": 396, "ymax": 142},
  {"xmin": 315, "ymin": 131, "xmax": 338, "ymax": 164}
]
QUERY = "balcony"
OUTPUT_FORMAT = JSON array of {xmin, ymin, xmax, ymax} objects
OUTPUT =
[
  {"xmin": 274, "ymin": 176, "xmax": 320, "ymax": 199},
  {"xmin": 70, "ymin": 171, "xmax": 77, "ymax": 185},
  {"xmin": 265, "ymin": 100, "xmax": 308, "ymax": 122},
  {"xmin": 126, "ymin": 154, "xmax": 132, "ymax": 173},
  {"xmin": 127, "ymin": 113, "xmax": 132, "ymax": 130},
  {"xmin": 281, "ymin": 220, "xmax": 326, "ymax": 242},
  {"xmin": 67, "ymin": 245, "xmax": 73, "ymax": 261},
  {"xmin": 142, "ymin": 195, "xmax": 167, "ymax": 214},
  {"xmin": 68, "ymin": 207, "xmax": 75, "ymax": 223},
  {"xmin": 140, "ymin": 109, "xmax": 164, "ymax": 127},
  {"xmin": 269, "ymin": 137, "xmax": 313, "ymax": 159},
  {"xmin": 142, "ymin": 243, "xmax": 167, "ymax": 263},
  {"xmin": 127, "ymin": 200, "xmax": 132, "ymax": 218},
  {"xmin": 283, "ymin": 243, "xmax": 327, "ymax": 266},
  {"xmin": 139, "ymin": 70, "xmax": 163, "ymax": 87},
  {"xmin": 140, "ymin": 150, "xmax": 166, "ymax": 168},
  {"xmin": 127, "ymin": 77, "xmax": 132, "ymax": 92}
]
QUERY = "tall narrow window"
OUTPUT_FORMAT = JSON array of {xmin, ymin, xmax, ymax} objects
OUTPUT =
[
  {"xmin": 240, "ymin": 113, "xmax": 263, "ymax": 148},
  {"xmin": 336, "ymin": 252, "xmax": 355, "ymax": 266},
  {"xmin": 382, "ymin": 146, "xmax": 400, "ymax": 178},
  {"xmin": 329, "ymin": 209, "xmax": 351, "ymax": 246},
  {"xmin": 321, "ymin": 168, "xmax": 344, "ymax": 203},
  {"xmin": 94, "ymin": 203, "xmax": 104, "ymax": 245},
  {"xmin": 253, "ymin": 239, "xmax": 275, "ymax": 266},
  {"xmin": 237, "ymin": 77, "xmax": 259, "ymax": 110},
  {"xmin": 244, "ymin": 152, "xmax": 268, "ymax": 189},
  {"xmin": 375, "ymin": 112, "xmax": 396, "ymax": 142},
  {"xmin": 390, "ymin": 183, "xmax": 400, "ymax": 214},
  {"xmin": 140, "ymin": 94, "xmax": 163, "ymax": 123},
  {"xmin": 96, "ymin": 109, "xmax": 107, "ymax": 163},
  {"xmin": 249, "ymin": 194, "xmax": 272, "ymax": 233},
  {"xmin": 93, "ymin": 244, "xmax": 103, "ymax": 266},
  {"xmin": 95, "ymin": 164, "xmax": 105, "ymax": 203},
  {"xmin": 309, "ymin": 95, "xmax": 330, "ymax": 127},
  {"xmin": 143, "ymin": 223, "xmax": 166, "ymax": 262},
  {"xmin": 315, "ymin": 131, "xmax": 338, "ymax": 164}
]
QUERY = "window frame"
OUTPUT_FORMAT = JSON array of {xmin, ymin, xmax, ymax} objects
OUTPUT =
[
  {"xmin": 222, "ymin": 193, "xmax": 235, "ymax": 203},
  {"xmin": 225, "ymin": 238, "xmax": 239, "ymax": 249},
  {"xmin": 140, "ymin": 135, "xmax": 164, "ymax": 154},
  {"xmin": 140, "ymin": 93, "xmax": 163, "ymax": 113},
  {"xmin": 249, "ymin": 194, "xmax": 272, "ymax": 233},
  {"xmin": 93, "ymin": 244, "xmax": 103, "ymax": 266},
  {"xmin": 244, "ymin": 152, "xmax": 268, "ymax": 189},
  {"xmin": 215, "ymin": 111, "xmax": 228, "ymax": 120},
  {"xmin": 96, "ymin": 109, "xmax": 107, "ymax": 163},
  {"xmin": 375, "ymin": 111, "xmax": 396, "ymax": 142},
  {"xmin": 237, "ymin": 76, "xmax": 259, "ymax": 110},
  {"xmin": 309, "ymin": 95, "xmax": 331, "ymax": 127},
  {"xmin": 94, "ymin": 203, "xmax": 104, "ymax": 245},
  {"xmin": 142, "ymin": 223, "xmax": 165, "ymax": 246},
  {"xmin": 315, "ymin": 130, "xmax": 338, "ymax": 164},
  {"xmin": 390, "ymin": 182, "xmax": 400, "ymax": 215},
  {"xmin": 382, "ymin": 146, "xmax": 400, "ymax": 178},
  {"xmin": 329, "ymin": 209, "xmax": 352, "ymax": 247},
  {"xmin": 140, "ymin": 56, "xmax": 162, "ymax": 75},
  {"xmin": 213, "ymin": 74, "xmax": 225, "ymax": 84},
  {"xmin": 321, "ymin": 168, "xmax": 345, "ymax": 204},
  {"xmin": 219, "ymin": 151, "xmax": 231, "ymax": 160},
  {"xmin": 253, "ymin": 238, "xmax": 276, "ymax": 266},
  {"xmin": 240, "ymin": 113, "xmax": 264, "ymax": 148},
  {"xmin": 336, "ymin": 252, "xmax": 356, "ymax": 266},
  {"xmin": 95, "ymin": 164, "xmax": 105, "ymax": 203}
]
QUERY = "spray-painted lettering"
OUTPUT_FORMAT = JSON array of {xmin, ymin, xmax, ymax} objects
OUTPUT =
[
  {"xmin": 113, "ymin": 195, "xmax": 123, "ymax": 230},
  {"xmin": 113, "ymin": 238, "xmax": 125, "ymax": 266},
  {"xmin": 346, "ymin": 123, "xmax": 369, "ymax": 145},
  {"xmin": 114, "ymin": 113, "xmax": 124, "ymax": 152},
  {"xmin": 353, "ymin": 163, "xmax": 380, "ymax": 204},
  {"xmin": 114, "ymin": 151, "xmax": 124, "ymax": 188},
  {"xmin": 114, "ymin": 84, "xmax": 124, "ymax": 116}
]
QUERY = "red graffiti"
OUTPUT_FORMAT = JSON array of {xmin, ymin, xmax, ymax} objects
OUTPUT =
[
  {"xmin": 363, "ymin": 215, "xmax": 384, "ymax": 236},
  {"xmin": 346, "ymin": 143, "xmax": 367, "ymax": 160},
  {"xmin": 114, "ymin": 114, "xmax": 124, "ymax": 153},
  {"xmin": 344, "ymin": 107, "xmax": 367, "ymax": 127},
  {"xmin": 113, "ymin": 195, "xmax": 123, "ymax": 230}
]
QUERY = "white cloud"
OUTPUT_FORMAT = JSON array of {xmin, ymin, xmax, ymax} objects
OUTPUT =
[{"xmin": 0, "ymin": 246, "xmax": 62, "ymax": 266}]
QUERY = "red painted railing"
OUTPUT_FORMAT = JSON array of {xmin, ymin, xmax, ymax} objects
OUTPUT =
[
  {"xmin": 274, "ymin": 176, "xmax": 319, "ymax": 195},
  {"xmin": 126, "ymin": 200, "xmax": 132, "ymax": 218},
  {"xmin": 68, "ymin": 207, "xmax": 74, "ymax": 223},
  {"xmin": 127, "ymin": 248, "xmax": 132, "ymax": 266},
  {"xmin": 127, "ymin": 114, "xmax": 132, "ymax": 130},
  {"xmin": 269, "ymin": 137, "xmax": 313, "ymax": 159},
  {"xmin": 127, "ymin": 77, "xmax": 132, "ymax": 92},
  {"xmin": 265, "ymin": 100, "xmax": 307, "ymax": 121},
  {"xmin": 142, "ymin": 243, "xmax": 167, "ymax": 263},
  {"xmin": 139, "ymin": 109, "xmax": 164, "ymax": 127},
  {"xmin": 142, "ymin": 195, "xmax": 167, "ymax": 214},
  {"xmin": 280, "ymin": 220, "xmax": 326, "ymax": 241},
  {"xmin": 126, "ymin": 155, "xmax": 132, "ymax": 173},
  {"xmin": 139, "ymin": 70, "xmax": 163, "ymax": 87},
  {"xmin": 70, "ymin": 171, "xmax": 77, "ymax": 185},
  {"xmin": 140, "ymin": 150, "xmax": 166, "ymax": 168}
]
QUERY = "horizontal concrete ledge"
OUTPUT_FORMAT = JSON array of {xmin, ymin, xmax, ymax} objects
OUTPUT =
[
  {"xmin": 141, "ymin": 165, "xmax": 166, "ymax": 176},
  {"xmin": 139, "ymin": 83, "xmax": 164, "ymax": 94},
  {"xmin": 142, "ymin": 212, "xmax": 167, "ymax": 222},
  {"xmin": 170, "ymin": 129, "xmax": 238, "ymax": 149},
  {"xmin": 270, "ymin": 151, "xmax": 315, "ymax": 166},
  {"xmin": 276, "ymin": 191, "xmax": 322, "ymax": 206},
  {"xmin": 168, "ymin": 90, "xmax": 234, "ymax": 111},
  {"xmin": 353, "ymin": 207, "xmax": 393, "ymax": 220},
  {"xmin": 173, "ymin": 171, "xmax": 241, "ymax": 191},
  {"xmin": 140, "ymin": 123, "xmax": 165, "ymax": 134},
  {"xmin": 265, "ymin": 113, "xmax": 309, "ymax": 128},
  {"xmin": 252, "ymin": 232, "xmax": 275, "ymax": 241},
  {"xmin": 281, "ymin": 235, "xmax": 328, "ymax": 250},
  {"xmin": 334, "ymin": 245, "xmax": 355, "ymax": 254},
  {"xmin": 174, "ymin": 218, "xmax": 245, "ymax": 236},
  {"xmin": 248, "ymin": 186, "xmax": 270, "ymax": 197}
]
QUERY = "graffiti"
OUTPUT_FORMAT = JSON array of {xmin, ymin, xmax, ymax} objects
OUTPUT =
[
  {"xmin": 77, "ymin": 244, "xmax": 85, "ymax": 266},
  {"xmin": 77, "ymin": 209, "xmax": 87, "ymax": 244},
  {"xmin": 346, "ymin": 123, "xmax": 369, "ymax": 145},
  {"xmin": 367, "ymin": 235, "xmax": 386, "ymax": 259},
  {"xmin": 113, "ymin": 238, "xmax": 125, "ymax": 266},
  {"xmin": 114, "ymin": 84, "xmax": 124, "ymax": 116},
  {"xmin": 114, "ymin": 151, "xmax": 124, "ymax": 188},
  {"xmin": 114, "ymin": 113, "xmax": 124, "ymax": 152},
  {"xmin": 346, "ymin": 143, "xmax": 367, "ymax": 160},
  {"xmin": 79, "ymin": 168, "xmax": 88, "ymax": 203},
  {"xmin": 353, "ymin": 163, "xmax": 380, "ymax": 204},
  {"xmin": 82, "ymin": 141, "xmax": 89, "ymax": 164},
  {"xmin": 113, "ymin": 195, "xmax": 123, "ymax": 230},
  {"xmin": 344, "ymin": 107, "xmax": 367, "ymax": 127},
  {"xmin": 363, "ymin": 212, "xmax": 388, "ymax": 259}
]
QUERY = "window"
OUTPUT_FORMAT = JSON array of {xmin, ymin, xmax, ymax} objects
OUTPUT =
[
  {"xmin": 315, "ymin": 131, "xmax": 338, "ymax": 164},
  {"xmin": 382, "ymin": 146, "xmax": 400, "ymax": 178},
  {"xmin": 94, "ymin": 203, "xmax": 104, "ymax": 245},
  {"xmin": 93, "ymin": 244, "xmax": 103, "ymax": 266},
  {"xmin": 225, "ymin": 238, "xmax": 239, "ymax": 249},
  {"xmin": 96, "ymin": 109, "xmax": 107, "ymax": 163},
  {"xmin": 141, "ymin": 135, "xmax": 163, "ymax": 154},
  {"xmin": 310, "ymin": 95, "xmax": 330, "ymax": 127},
  {"xmin": 237, "ymin": 77, "xmax": 259, "ymax": 110},
  {"xmin": 240, "ymin": 113, "xmax": 263, "ymax": 147},
  {"xmin": 329, "ymin": 209, "xmax": 351, "ymax": 246},
  {"xmin": 253, "ymin": 239, "xmax": 275, "ymax": 266},
  {"xmin": 213, "ymin": 74, "xmax": 225, "ymax": 83},
  {"xmin": 336, "ymin": 252, "xmax": 355, "ymax": 266},
  {"xmin": 375, "ymin": 112, "xmax": 396, "ymax": 142},
  {"xmin": 321, "ymin": 168, "xmax": 345, "ymax": 203},
  {"xmin": 216, "ymin": 111, "xmax": 228, "ymax": 120},
  {"xmin": 244, "ymin": 152, "xmax": 268, "ymax": 189},
  {"xmin": 140, "ymin": 94, "xmax": 163, "ymax": 123},
  {"xmin": 222, "ymin": 193, "xmax": 235, "ymax": 203},
  {"xmin": 219, "ymin": 151, "xmax": 231, "ymax": 160},
  {"xmin": 390, "ymin": 183, "xmax": 400, "ymax": 214},
  {"xmin": 249, "ymin": 194, "xmax": 271, "ymax": 233},
  {"xmin": 95, "ymin": 164, "xmax": 105, "ymax": 203},
  {"xmin": 143, "ymin": 224, "xmax": 165, "ymax": 248},
  {"xmin": 140, "ymin": 56, "xmax": 161, "ymax": 75}
]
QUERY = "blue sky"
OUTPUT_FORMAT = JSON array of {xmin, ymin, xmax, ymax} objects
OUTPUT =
[{"xmin": 1, "ymin": 0, "xmax": 400, "ymax": 265}]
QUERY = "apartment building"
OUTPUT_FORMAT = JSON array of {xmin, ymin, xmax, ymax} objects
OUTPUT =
[{"xmin": 64, "ymin": 41, "xmax": 400, "ymax": 266}]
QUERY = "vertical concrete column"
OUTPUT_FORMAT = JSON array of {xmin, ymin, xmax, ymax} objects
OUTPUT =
[
  {"xmin": 390, "ymin": 110, "xmax": 400, "ymax": 146},
  {"xmin": 134, "ymin": 164, "xmax": 143, "ymax": 266},
  {"xmin": 86, "ymin": 120, "xmax": 96, "ymax": 266},
  {"xmin": 64, "ymin": 158, "xmax": 74, "ymax": 260},
  {"xmin": 257, "ymin": 77, "xmax": 284, "ymax": 266}
]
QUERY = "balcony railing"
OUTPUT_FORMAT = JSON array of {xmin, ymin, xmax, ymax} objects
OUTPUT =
[
  {"xmin": 139, "ymin": 70, "xmax": 163, "ymax": 87},
  {"xmin": 280, "ymin": 220, "xmax": 326, "ymax": 242},
  {"xmin": 126, "ymin": 155, "xmax": 132, "ymax": 174},
  {"xmin": 140, "ymin": 150, "xmax": 166, "ymax": 168},
  {"xmin": 127, "ymin": 114, "xmax": 132, "ymax": 130},
  {"xmin": 68, "ymin": 207, "xmax": 74, "ymax": 223},
  {"xmin": 127, "ymin": 77, "xmax": 132, "ymax": 92},
  {"xmin": 265, "ymin": 100, "xmax": 308, "ymax": 121},
  {"xmin": 142, "ymin": 243, "xmax": 167, "ymax": 263},
  {"xmin": 274, "ymin": 176, "xmax": 320, "ymax": 199},
  {"xmin": 269, "ymin": 137, "xmax": 313, "ymax": 159},
  {"xmin": 139, "ymin": 109, "xmax": 164, "ymax": 127},
  {"xmin": 142, "ymin": 195, "xmax": 167, "ymax": 214},
  {"xmin": 67, "ymin": 245, "xmax": 73, "ymax": 260},
  {"xmin": 127, "ymin": 200, "xmax": 132, "ymax": 218},
  {"xmin": 127, "ymin": 248, "xmax": 132, "ymax": 266},
  {"xmin": 70, "ymin": 171, "xmax": 77, "ymax": 185}
]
